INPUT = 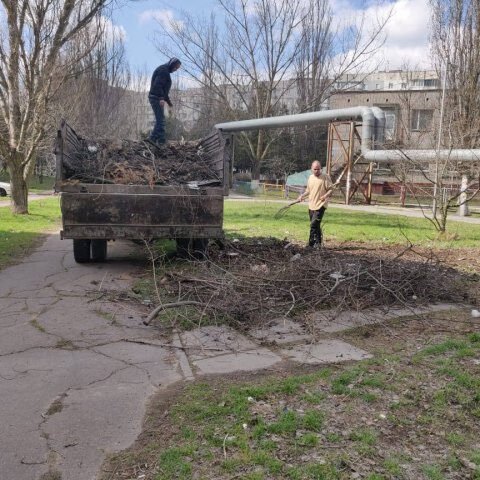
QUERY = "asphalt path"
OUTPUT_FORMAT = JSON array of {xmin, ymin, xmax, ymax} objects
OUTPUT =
[{"xmin": 0, "ymin": 236, "xmax": 184, "ymax": 480}]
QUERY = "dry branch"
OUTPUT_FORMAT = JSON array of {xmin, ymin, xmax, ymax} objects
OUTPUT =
[
  {"xmin": 145, "ymin": 238, "xmax": 477, "ymax": 328},
  {"xmin": 62, "ymin": 137, "xmax": 220, "ymax": 186}
]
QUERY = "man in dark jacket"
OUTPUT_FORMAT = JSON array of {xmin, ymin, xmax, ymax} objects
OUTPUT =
[{"xmin": 148, "ymin": 57, "xmax": 181, "ymax": 145}]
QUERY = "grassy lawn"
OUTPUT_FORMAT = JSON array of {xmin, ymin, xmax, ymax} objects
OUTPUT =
[
  {"xmin": 224, "ymin": 200, "xmax": 480, "ymax": 248},
  {"xmin": 100, "ymin": 313, "xmax": 480, "ymax": 480},
  {"xmin": 0, "ymin": 196, "xmax": 61, "ymax": 269},
  {"xmin": 0, "ymin": 197, "xmax": 478, "ymax": 272}
]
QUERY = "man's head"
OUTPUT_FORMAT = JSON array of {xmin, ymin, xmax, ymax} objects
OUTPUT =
[
  {"xmin": 311, "ymin": 160, "xmax": 321, "ymax": 177},
  {"xmin": 168, "ymin": 57, "xmax": 182, "ymax": 72}
]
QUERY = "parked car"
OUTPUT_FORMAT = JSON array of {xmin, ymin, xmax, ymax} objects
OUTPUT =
[{"xmin": 0, "ymin": 181, "xmax": 11, "ymax": 196}]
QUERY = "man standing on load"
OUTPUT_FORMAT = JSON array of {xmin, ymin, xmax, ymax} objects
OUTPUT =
[
  {"xmin": 297, "ymin": 160, "xmax": 333, "ymax": 248},
  {"xmin": 148, "ymin": 57, "xmax": 182, "ymax": 145}
]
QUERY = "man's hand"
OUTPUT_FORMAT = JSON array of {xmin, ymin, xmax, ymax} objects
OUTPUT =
[
  {"xmin": 297, "ymin": 194, "xmax": 303, "ymax": 202},
  {"xmin": 159, "ymin": 99, "xmax": 165, "ymax": 107},
  {"xmin": 319, "ymin": 190, "xmax": 333, "ymax": 203}
]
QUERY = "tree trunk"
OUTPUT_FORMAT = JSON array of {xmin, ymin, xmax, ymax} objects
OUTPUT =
[
  {"xmin": 251, "ymin": 159, "xmax": 260, "ymax": 181},
  {"xmin": 8, "ymin": 160, "xmax": 29, "ymax": 214}
]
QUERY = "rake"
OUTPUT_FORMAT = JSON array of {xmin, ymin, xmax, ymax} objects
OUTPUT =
[{"xmin": 273, "ymin": 199, "xmax": 302, "ymax": 219}]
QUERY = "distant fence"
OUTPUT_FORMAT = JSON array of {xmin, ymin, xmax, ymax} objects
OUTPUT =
[
  {"xmin": 233, "ymin": 181, "xmax": 306, "ymax": 198},
  {"xmin": 261, "ymin": 183, "xmax": 284, "ymax": 195}
]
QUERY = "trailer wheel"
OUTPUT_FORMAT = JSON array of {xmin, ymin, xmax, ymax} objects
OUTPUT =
[
  {"xmin": 0, "ymin": 188, "xmax": 6, "ymax": 197},
  {"xmin": 192, "ymin": 238, "xmax": 209, "ymax": 259},
  {"xmin": 176, "ymin": 238, "xmax": 191, "ymax": 258},
  {"xmin": 73, "ymin": 239, "xmax": 91, "ymax": 263},
  {"xmin": 91, "ymin": 239, "xmax": 107, "ymax": 262}
]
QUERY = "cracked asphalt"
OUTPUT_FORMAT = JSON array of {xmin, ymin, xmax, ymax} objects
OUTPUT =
[{"xmin": 0, "ymin": 235, "xmax": 184, "ymax": 480}]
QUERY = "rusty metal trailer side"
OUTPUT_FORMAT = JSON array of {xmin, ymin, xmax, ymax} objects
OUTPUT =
[{"xmin": 54, "ymin": 121, "xmax": 232, "ymax": 262}]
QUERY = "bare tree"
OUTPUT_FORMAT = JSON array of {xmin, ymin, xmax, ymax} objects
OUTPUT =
[
  {"xmin": 426, "ymin": 0, "xmax": 480, "ymax": 227},
  {"xmin": 431, "ymin": 0, "xmax": 480, "ymax": 148},
  {"xmin": 154, "ymin": 0, "xmax": 390, "ymax": 182},
  {"xmin": 0, "ymin": 0, "xmax": 116, "ymax": 213},
  {"xmin": 53, "ymin": 18, "xmax": 132, "ymax": 139}
]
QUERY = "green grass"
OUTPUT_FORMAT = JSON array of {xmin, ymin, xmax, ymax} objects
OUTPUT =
[
  {"xmin": 101, "ymin": 331, "xmax": 480, "ymax": 480},
  {"xmin": 0, "ymin": 197, "xmax": 61, "ymax": 269},
  {"xmin": 1, "ymin": 196, "xmax": 477, "ymax": 273},
  {"xmin": 224, "ymin": 200, "xmax": 480, "ymax": 247}
]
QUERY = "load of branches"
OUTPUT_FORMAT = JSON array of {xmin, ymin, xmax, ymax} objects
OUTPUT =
[
  {"xmin": 150, "ymin": 238, "xmax": 478, "ymax": 327},
  {"xmin": 63, "ymin": 138, "xmax": 221, "ymax": 186}
]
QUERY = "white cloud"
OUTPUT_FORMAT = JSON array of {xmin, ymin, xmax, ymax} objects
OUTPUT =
[
  {"xmin": 101, "ymin": 16, "xmax": 127, "ymax": 43},
  {"xmin": 138, "ymin": 9, "xmax": 183, "ymax": 31},
  {"xmin": 331, "ymin": 0, "xmax": 433, "ymax": 71},
  {"xmin": 380, "ymin": 0, "xmax": 432, "ymax": 68}
]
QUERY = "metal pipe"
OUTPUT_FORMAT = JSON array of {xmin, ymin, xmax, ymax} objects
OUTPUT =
[
  {"xmin": 215, "ymin": 106, "xmax": 376, "ymax": 153},
  {"xmin": 215, "ymin": 106, "xmax": 480, "ymax": 162},
  {"xmin": 364, "ymin": 149, "xmax": 480, "ymax": 162}
]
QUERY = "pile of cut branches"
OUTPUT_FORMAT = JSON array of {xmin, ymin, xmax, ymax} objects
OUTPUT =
[
  {"xmin": 63, "ymin": 138, "xmax": 220, "ymax": 186},
  {"xmin": 150, "ymin": 239, "xmax": 477, "ymax": 327}
]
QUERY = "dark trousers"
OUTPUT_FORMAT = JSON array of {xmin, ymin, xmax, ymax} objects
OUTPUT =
[
  {"xmin": 148, "ymin": 95, "xmax": 165, "ymax": 143},
  {"xmin": 308, "ymin": 207, "xmax": 326, "ymax": 247}
]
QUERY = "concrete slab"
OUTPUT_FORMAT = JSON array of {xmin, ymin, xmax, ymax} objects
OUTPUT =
[
  {"xmin": 180, "ymin": 325, "xmax": 258, "ymax": 360},
  {"xmin": 249, "ymin": 317, "xmax": 311, "ymax": 345},
  {"xmin": 93, "ymin": 340, "xmax": 182, "ymax": 386},
  {"xmin": 280, "ymin": 340, "xmax": 372, "ymax": 364},
  {"xmin": 193, "ymin": 348, "xmax": 282, "ymax": 375},
  {"xmin": 310, "ymin": 303, "xmax": 463, "ymax": 333}
]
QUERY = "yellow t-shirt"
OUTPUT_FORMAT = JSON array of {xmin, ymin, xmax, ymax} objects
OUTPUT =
[{"xmin": 304, "ymin": 174, "xmax": 333, "ymax": 210}]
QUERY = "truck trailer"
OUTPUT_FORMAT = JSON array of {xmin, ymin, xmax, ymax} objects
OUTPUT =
[{"xmin": 54, "ymin": 120, "xmax": 232, "ymax": 263}]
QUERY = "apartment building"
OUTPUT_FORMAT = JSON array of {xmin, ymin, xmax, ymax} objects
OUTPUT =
[
  {"xmin": 133, "ymin": 70, "xmax": 441, "ymax": 149},
  {"xmin": 329, "ymin": 70, "xmax": 441, "ymax": 149}
]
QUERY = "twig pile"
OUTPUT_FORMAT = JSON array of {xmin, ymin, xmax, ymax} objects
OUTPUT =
[
  {"xmin": 64, "ymin": 138, "xmax": 220, "ymax": 185},
  {"xmin": 155, "ymin": 239, "xmax": 477, "ymax": 327}
]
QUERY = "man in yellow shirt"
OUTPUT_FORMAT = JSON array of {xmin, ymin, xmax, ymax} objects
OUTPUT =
[{"xmin": 297, "ymin": 160, "xmax": 333, "ymax": 248}]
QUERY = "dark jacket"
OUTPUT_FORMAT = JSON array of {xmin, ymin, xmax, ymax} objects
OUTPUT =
[{"xmin": 149, "ymin": 58, "xmax": 180, "ymax": 106}]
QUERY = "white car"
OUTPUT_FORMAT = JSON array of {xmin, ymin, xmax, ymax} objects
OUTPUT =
[{"xmin": 0, "ymin": 181, "xmax": 11, "ymax": 197}]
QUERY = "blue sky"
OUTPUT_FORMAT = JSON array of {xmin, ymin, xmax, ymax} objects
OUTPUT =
[
  {"xmin": 112, "ymin": 0, "xmax": 217, "ymax": 73},
  {"xmin": 112, "ymin": 0, "xmax": 432, "ymax": 76}
]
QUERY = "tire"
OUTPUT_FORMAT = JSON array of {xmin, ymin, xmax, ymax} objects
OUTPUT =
[
  {"xmin": 91, "ymin": 239, "xmax": 107, "ymax": 262},
  {"xmin": 192, "ymin": 238, "xmax": 209, "ymax": 259},
  {"xmin": 176, "ymin": 238, "xmax": 209, "ymax": 259},
  {"xmin": 73, "ymin": 239, "xmax": 91, "ymax": 263},
  {"xmin": 176, "ymin": 238, "xmax": 191, "ymax": 258},
  {"xmin": 0, "ymin": 188, "xmax": 6, "ymax": 197}
]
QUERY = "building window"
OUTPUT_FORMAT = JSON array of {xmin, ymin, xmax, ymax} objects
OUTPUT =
[
  {"xmin": 411, "ymin": 109, "xmax": 433, "ymax": 131},
  {"xmin": 423, "ymin": 79, "xmax": 439, "ymax": 87},
  {"xmin": 388, "ymin": 82, "xmax": 393, "ymax": 89},
  {"xmin": 401, "ymin": 83, "xmax": 407, "ymax": 89}
]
